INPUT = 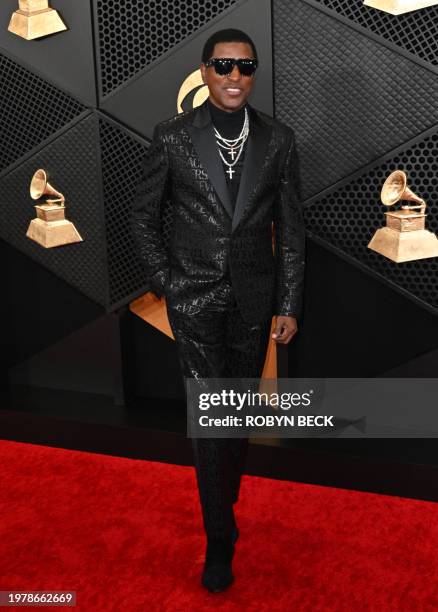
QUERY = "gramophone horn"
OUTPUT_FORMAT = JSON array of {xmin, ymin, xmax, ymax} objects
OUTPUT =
[
  {"xmin": 30, "ymin": 168, "xmax": 64, "ymax": 203},
  {"xmin": 381, "ymin": 170, "xmax": 424, "ymax": 207}
]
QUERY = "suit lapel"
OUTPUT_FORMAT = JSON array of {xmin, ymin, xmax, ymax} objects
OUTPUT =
[
  {"xmin": 186, "ymin": 99, "xmax": 272, "ymax": 230},
  {"xmin": 232, "ymin": 107, "xmax": 272, "ymax": 232},
  {"xmin": 186, "ymin": 100, "xmax": 234, "ymax": 219}
]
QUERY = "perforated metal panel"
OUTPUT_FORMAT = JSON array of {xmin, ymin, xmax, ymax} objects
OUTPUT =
[
  {"xmin": 0, "ymin": 115, "xmax": 108, "ymax": 306},
  {"xmin": 98, "ymin": 118, "xmax": 173, "ymax": 307},
  {"xmin": 273, "ymin": 0, "xmax": 438, "ymax": 200},
  {"xmin": 96, "ymin": 0, "xmax": 239, "ymax": 98},
  {"xmin": 0, "ymin": 53, "xmax": 86, "ymax": 175},
  {"xmin": 315, "ymin": 0, "xmax": 438, "ymax": 68},
  {"xmin": 305, "ymin": 130, "xmax": 438, "ymax": 308},
  {"xmin": 0, "ymin": 0, "xmax": 97, "ymax": 106}
]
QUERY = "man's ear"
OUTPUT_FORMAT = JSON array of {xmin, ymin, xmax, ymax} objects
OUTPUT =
[{"xmin": 200, "ymin": 63, "xmax": 207, "ymax": 84}]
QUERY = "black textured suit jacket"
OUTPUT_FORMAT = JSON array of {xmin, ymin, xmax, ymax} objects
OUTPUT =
[{"xmin": 131, "ymin": 98, "xmax": 305, "ymax": 325}]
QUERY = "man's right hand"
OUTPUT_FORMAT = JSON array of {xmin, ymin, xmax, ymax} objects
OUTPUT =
[{"xmin": 272, "ymin": 315, "xmax": 298, "ymax": 344}]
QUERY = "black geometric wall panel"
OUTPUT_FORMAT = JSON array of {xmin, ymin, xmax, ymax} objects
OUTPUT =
[
  {"xmin": 273, "ymin": 0, "xmax": 438, "ymax": 200},
  {"xmin": 0, "ymin": 52, "xmax": 87, "ymax": 175},
  {"xmin": 0, "ymin": 0, "xmax": 97, "ymax": 105},
  {"xmin": 288, "ymin": 240, "xmax": 438, "ymax": 378},
  {"xmin": 100, "ymin": 0, "xmax": 273, "ymax": 139},
  {"xmin": 314, "ymin": 0, "xmax": 438, "ymax": 69},
  {"xmin": 305, "ymin": 129, "xmax": 438, "ymax": 310},
  {"xmin": 1, "ymin": 238, "xmax": 104, "ymax": 367},
  {"xmin": 95, "ymin": 0, "xmax": 239, "ymax": 98},
  {"xmin": 9, "ymin": 314, "xmax": 116, "ymax": 396},
  {"xmin": 0, "ymin": 114, "xmax": 108, "ymax": 306},
  {"xmin": 99, "ymin": 117, "xmax": 173, "ymax": 308}
]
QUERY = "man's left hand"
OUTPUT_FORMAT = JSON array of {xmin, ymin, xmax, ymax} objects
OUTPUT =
[{"xmin": 272, "ymin": 316, "xmax": 298, "ymax": 344}]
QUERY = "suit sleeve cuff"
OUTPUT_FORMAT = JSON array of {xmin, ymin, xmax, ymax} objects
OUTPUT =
[{"xmin": 148, "ymin": 268, "xmax": 169, "ymax": 297}]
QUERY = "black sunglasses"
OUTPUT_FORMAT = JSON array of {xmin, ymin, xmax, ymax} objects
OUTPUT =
[{"xmin": 204, "ymin": 58, "xmax": 258, "ymax": 77}]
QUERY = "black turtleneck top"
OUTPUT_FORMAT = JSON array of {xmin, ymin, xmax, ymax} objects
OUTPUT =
[{"xmin": 208, "ymin": 99, "xmax": 248, "ymax": 211}]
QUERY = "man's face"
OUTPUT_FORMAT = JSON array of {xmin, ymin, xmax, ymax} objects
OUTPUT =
[{"xmin": 200, "ymin": 41, "xmax": 256, "ymax": 112}]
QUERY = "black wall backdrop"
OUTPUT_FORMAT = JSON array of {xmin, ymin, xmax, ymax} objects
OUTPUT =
[{"xmin": 1, "ymin": 0, "xmax": 438, "ymax": 494}]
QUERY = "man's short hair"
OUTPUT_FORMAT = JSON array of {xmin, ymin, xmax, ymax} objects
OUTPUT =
[{"xmin": 201, "ymin": 29, "xmax": 258, "ymax": 63}]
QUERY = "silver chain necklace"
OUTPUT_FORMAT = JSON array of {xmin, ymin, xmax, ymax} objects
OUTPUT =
[{"xmin": 213, "ymin": 107, "xmax": 249, "ymax": 179}]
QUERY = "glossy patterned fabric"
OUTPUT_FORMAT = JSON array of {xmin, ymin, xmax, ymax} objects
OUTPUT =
[
  {"xmin": 168, "ymin": 279, "xmax": 272, "ymax": 539},
  {"xmin": 131, "ymin": 99, "xmax": 305, "ymax": 324}
]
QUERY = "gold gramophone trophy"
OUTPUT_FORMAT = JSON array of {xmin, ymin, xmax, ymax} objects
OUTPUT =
[
  {"xmin": 363, "ymin": 0, "xmax": 438, "ymax": 16},
  {"xmin": 367, "ymin": 170, "xmax": 438, "ymax": 263},
  {"xmin": 8, "ymin": 1, "xmax": 67, "ymax": 41},
  {"xmin": 26, "ymin": 169, "xmax": 83, "ymax": 248}
]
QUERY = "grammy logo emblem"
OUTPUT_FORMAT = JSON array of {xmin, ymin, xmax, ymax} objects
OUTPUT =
[
  {"xmin": 177, "ymin": 69, "xmax": 209, "ymax": 114},
  {"xmin": 367, "ymin": 170, "xmax": 438, "ymax": 263},
  {"xmin": 26, "ymin": 169, "xmax": 82, "ymax": 248}
]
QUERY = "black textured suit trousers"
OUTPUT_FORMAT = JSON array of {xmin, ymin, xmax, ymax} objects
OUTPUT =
[{"xmin": 166, "ymin": 275, "xmax": 272, "ymax": 541}]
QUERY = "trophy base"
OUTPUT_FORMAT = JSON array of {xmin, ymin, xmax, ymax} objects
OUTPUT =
[
  {"xmin": 26, "ymin": 218, "xmax": 82, "ymax": 248},
  {"xmin": 368, "ymin": 227, "xmax": 438, "ymax": 263},
  {"xmin": 363, "ymin": 0, "xmax": 438, "ymax": 14},
  {"xmin": 8, "ymin": 7, "xmax": 66, "ymax": 40}
]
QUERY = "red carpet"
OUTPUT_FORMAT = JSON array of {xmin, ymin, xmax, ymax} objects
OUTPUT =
[{"xmin": 0, "ymin": 439, "xmax": 438, "ymax": 611}]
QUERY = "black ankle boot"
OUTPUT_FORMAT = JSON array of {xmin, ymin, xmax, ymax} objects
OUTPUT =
[{"xmin": 201, "ymin": 537, "xmax": 234, "ymax": 593}]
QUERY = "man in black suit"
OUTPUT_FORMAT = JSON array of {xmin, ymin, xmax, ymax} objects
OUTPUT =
[{"xmin": 132, "ymin": 29, "xmax": 305, "ymax": 593}]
